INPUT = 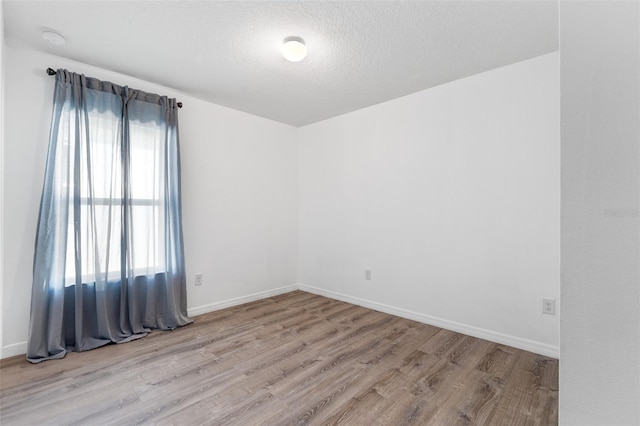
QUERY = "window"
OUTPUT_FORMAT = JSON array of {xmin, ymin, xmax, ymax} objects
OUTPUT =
[
  {"xmin": 61, "ymin": 107, "xmax": 166, "ymax": 286},
  {"xmin": 29, "ymin": 69, "xmax": 191, "ymax": 363}
]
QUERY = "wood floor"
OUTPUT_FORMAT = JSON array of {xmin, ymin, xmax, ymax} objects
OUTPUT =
[{"xmin": 0, "ymin": 291, "xmax": 558, "ymax": 425}]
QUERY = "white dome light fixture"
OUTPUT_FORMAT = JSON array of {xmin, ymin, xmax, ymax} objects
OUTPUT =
[
  {"xmin": 281, "ymin": 36, "xmax": 307, "ymax": 62},
  {"xmin": 41, "ymin": 30, "xmax": 66, "ymax": 46}
]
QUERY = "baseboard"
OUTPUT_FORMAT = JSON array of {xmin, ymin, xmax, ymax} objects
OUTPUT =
[
  {"xmin": 2, "ymin": 283, "xmax": 559, "ymax": 360},
  {"xmin": 298, "ymin": 284, "xmax": 559, "ymax": 359},
  {"xmin": 1, "ymin": 284, "xmax": 299, "ymax": 360},
  {"xmin": 1, "ymin": 341, "xmax": 27, "ymax": 360},
  {"xmin": 187, "ymin": 284, "xmax": 299, "ymax": 317}
]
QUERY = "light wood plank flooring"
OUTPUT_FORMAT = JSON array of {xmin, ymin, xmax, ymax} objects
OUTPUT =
[{"xmin": 0, "ymin": 291, "xmax": 558, "ymax": 425}]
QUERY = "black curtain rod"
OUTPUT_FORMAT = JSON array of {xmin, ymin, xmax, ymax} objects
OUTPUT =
[{"xmin": 46, "ymin": 68, "xmax": 183, "ymax": 108}]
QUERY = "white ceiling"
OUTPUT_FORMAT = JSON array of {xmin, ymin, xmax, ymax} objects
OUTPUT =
[{"xmin": 3, "ymin": 1, "xmax": 558, "ymax": 127}]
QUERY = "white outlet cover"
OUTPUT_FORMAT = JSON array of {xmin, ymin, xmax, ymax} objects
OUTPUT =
[
  {"xmin": 195, "ymin": 274, "xmax": 204, "ymax": 286},
  {"xmin": 542, "ymin": 298, "xmax": 556, "ymax": 315}
]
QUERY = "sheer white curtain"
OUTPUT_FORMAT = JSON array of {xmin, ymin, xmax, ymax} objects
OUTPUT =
[
  {"xmin": 62, "ymin": 110, "xmax": 166, "ymax": 286},
  {"xmin": 27, "ymin": 70, "xmax": 192, "ymax": 363}
]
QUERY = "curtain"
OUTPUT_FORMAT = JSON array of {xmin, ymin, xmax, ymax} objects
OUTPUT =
[{"xmin": 27, "ymin": 69, "xmax": 192, "ymax": 363}]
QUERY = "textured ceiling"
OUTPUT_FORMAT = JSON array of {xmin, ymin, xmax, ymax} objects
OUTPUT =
[{"xmin": 3, "ymin": 1, "xmax": 558, "ymax": 127}]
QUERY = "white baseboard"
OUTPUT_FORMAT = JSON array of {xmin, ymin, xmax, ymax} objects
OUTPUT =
[
  {"xmin": 0, "ymin": 284, "xmax": 299, "ymax": 360},
  {"xmin": 2, "ymin": 283, "xmax": 559, "ymax": 360},
  {"xmin": 187, "ymin": 284, "xmax": 298, "ymax": 317},
  {"xmin": 1, "ymin": 341, "xmax": 27, "ymax": 360},
  {"xmin": 298, "ymin": 284, "xmax": 559, "ymax": 359}
]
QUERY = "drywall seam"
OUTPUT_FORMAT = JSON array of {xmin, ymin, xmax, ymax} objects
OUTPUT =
[{"xmin": 0, "ymin": 1, "xmax": 5, "ymax": 361}]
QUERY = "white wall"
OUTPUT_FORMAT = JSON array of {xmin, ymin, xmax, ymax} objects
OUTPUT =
[
  {"xmin": 560, "ymin": 2, "xmax": 640, "ymax": 424},
  {"xmin": 2, "ymin": 46, "xmax": 560, "ymax": 360},
  {"xmin": 0, "ymin": 1, "xmax": 6, "ymax": 359},
  {"xmin": 1, "ymin": 46, "xmax": 298, "ymax": 357},
  {"xmin": 298, "ymin": 52, "xmax": 560, "ymax": 357}
]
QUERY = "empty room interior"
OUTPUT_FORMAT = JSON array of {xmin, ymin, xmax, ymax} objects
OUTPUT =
[{"xmin": 1, "ymin": 1, "xmax": 639, "ymax": 425}]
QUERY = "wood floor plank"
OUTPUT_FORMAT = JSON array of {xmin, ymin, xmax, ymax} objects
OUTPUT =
[{"xmin": 0, "ymin": 290, "xmax": 558, "ymax": 425}]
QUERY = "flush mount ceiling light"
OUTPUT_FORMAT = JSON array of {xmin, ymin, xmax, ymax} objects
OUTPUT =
[
  {"xmin": 281, "ymin": 36, "xmax": 307, "ymax": 62},
  {"xmin": 41, "ymin": 30, "xmax": 66, "ymax": 45}
]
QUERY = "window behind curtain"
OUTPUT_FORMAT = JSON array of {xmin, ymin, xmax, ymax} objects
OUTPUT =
[
  {"xmin": 28, "ymin": 69, "xmax": 192, "ymax": 364},
  {"xmin": 60, "ymin": 94, "xmax": 167, "ymax": 286}
]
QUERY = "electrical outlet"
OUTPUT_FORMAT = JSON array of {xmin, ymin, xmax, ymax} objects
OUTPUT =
[
  {"xmin": 195, "ymin": 273, "xmax": 204, "ymax": 286},
  {"xmin": 365, "ymin": 269, "xmax": 372, "ymax": 280},
  {"xmin": 542, "ymin": 298, "xmax": 555, "ymax": 315}
]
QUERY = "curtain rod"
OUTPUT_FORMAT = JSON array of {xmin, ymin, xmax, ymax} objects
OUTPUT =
[{"xmin": 46, "ymin": 68, "xmax": 183, "ymax": 108}]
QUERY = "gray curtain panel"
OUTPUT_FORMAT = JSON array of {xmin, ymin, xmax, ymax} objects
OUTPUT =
[{"xmin": 27, "ymin": 69, "xmax": 192, "ymax": 363}]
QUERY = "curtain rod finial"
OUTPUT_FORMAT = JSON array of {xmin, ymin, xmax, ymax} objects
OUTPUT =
[{"xmin": 46, "ymin": 68, "xmax": 56, "ymax": 76}]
